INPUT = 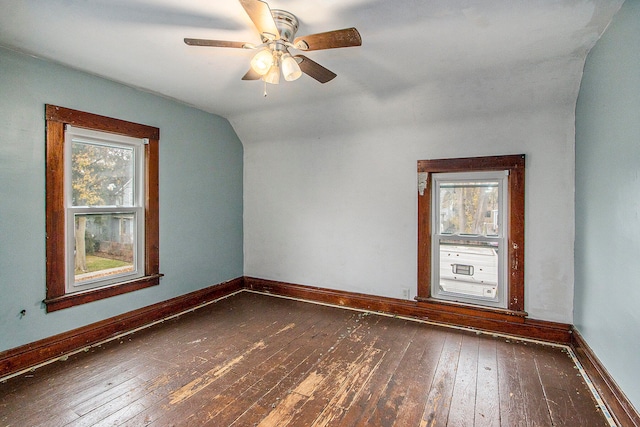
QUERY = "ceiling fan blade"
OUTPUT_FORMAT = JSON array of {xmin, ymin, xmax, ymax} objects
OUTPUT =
[
  {"xmin": 241, "ymin": 68, "xmax": 262, "ymax": 80},
  {"xmin": 294, "ymin": 28, "xmax": 361, "ymax": 51},
  {"xmin": 295, "ymin": 55, "xmax": 337, "ymax": 84},
  {"xmin": 239, "ymin": 0, "xmax": 280, "ymax": 41},
  {"xmin": 184, "ymin": 38, "xmax": 249, "ymax": 49}
]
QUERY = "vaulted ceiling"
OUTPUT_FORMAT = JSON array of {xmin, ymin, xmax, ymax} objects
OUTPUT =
[{"xmin": 0, "ymin": 0, "xmax": 624, "ymax": 145}]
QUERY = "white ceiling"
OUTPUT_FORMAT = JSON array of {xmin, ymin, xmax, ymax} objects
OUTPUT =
[{"xmin": 0, "ymin": 0, "xmax": 624, "ymax": 145}]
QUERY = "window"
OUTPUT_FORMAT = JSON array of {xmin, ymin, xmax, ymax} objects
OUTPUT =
[
  {"xmin": 432, "ymin": 171, "xmax": 507, "ymax": 307},
  {"xmin": 417, "ymin": 155, "xmax": 525, "ymax": 313},
  {"xmin": 66, "ymin": 126, "xmax": 145, "ymax": 292},
  {"xmin": 45, "ymin": 105, "xmax": 161, "ymax": 312}
]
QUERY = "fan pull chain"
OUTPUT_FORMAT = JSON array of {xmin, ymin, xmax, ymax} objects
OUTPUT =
[{"xmin": 263, "ymin": 81, "xmax": 268, "ymax": 97}]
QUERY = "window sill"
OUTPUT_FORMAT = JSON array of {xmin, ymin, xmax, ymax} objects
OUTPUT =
[{"xmin": 44, "ymin": 274, "xmax": 163, "ymax": 313}]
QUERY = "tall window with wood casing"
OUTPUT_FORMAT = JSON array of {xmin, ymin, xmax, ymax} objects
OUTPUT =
[
  {"xmin": 417, "ymin": 155, "xmax": 525, "ymax": 313},
  {"xmin": 45, "ymin": 105, "xmax": 161, "ymax": 312}
]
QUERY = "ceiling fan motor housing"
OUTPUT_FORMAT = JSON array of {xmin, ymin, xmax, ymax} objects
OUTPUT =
[{"xmin": 271, "ymin": 10, "xmax": 299, "ymax": 42}]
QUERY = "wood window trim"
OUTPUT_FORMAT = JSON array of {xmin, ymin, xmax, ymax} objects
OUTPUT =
[
  {"xmin": 44, "ymin": 105, "xmax": 161, "ymax": 312},
  {"xmin": 417, "ymin": 154, "xmax": 525, "ymax": 314}
]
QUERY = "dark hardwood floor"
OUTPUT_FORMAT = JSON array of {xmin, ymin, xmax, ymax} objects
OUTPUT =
[{"xmin": 0, "ymin": 291, "xmax": 610, "ymax": 426}]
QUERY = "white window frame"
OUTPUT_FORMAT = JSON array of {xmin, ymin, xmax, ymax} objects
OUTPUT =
[
  {"xmin": 64, "ymin": 126, "xmax": 146, "ymax": 293},
  {"xmin": 431, "ymin": 170, "xmax": 509, "ymax": 308}
]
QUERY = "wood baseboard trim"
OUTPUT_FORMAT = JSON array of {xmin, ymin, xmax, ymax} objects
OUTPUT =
[
  {"xmin": 244, "ymin": 277, "xmax": 572, "ymax": 343},
  {"xmin": 0, "ymin": 277, "xmax": 243, "ymax": 379},
  {"xmin": 571, "ymin": 328, "xmax": 640, "ymax": 427}
]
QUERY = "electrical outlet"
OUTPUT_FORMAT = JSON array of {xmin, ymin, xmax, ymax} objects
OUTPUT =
[{"xmin": 401, "ymin": 288, "xmax": 410, "ymax": 300}]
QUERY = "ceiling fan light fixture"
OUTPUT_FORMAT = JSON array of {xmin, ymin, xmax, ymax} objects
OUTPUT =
[
  {"xmin": 183, "ymin": 1, "xmax": 362, "ymax": 87},
  {"xmin": 281, "ymin": 53, "xmax": 302, "ymax": 81},
  {"xmin": 250, "ymin": 48, "xmax": 274, "ymax": 75},
  {"xmin": 263, "ymin": 60, "xmax": 280, "ymax": 84}
]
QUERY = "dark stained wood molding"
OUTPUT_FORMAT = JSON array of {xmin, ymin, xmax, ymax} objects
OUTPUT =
[
  {"xmin": 145, "ymin": 136, "xmax": 161, "ymax": 275},
  {"xmin": 45, "ymin": 104, "xmax": 160, "ymax": 140},
  {"xmin": 417, "ymin": 164, "xmax": 433, "ymax": 304},
  {"xmin": 413, "ymin": 296, "xmax": 528, "ymax": 320},
  {"xmin": 571, "ymin": 328, "xmax": 640, "ymax": 427},
  {"xmin": 45, "ymin": 119, "xmax": 66, "ymax": 298},
  {"xmin": 43, "ymin": 274, "xmax": 164, "ymax": 312},
  {"xmin": 417, "ymin": 154, "xmax": 526, "ymax": 172},
  {"xmin": 0, "ymin": 278, "xmax": 243, "ymax": 379},
  {"xmin": 244, "ymin": 277, "xmax": 571, "ymax": 343}
]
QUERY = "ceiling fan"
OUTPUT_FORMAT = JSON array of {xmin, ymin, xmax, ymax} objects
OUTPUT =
[{"xmin": 184, "ymin": 0, "xmax": 362, "ymax": 86}]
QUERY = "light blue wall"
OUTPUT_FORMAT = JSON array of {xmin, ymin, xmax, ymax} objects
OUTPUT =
[
  {"xmin": 0, "ymin": 47, "xmax": 243, "ymax": 352},
  {"xmin": 575, "ymin": 0, "xmax": 640, "ymax": 411}
]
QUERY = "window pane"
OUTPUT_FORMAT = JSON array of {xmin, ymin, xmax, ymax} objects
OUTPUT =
[
  {"xmin": 438, "ymin": 181, "xmax": 499, "ymax": 236},
  {"xmin": 74, "ymin": 213, "xmax": 135, "ymax": 284},
  {"xmin": 72, "ymin": 141, "xmax": 135, "ymax": 207},
  {"xmin": 439, "ymin": 239, "xmax": 499, "ymax": 300}
]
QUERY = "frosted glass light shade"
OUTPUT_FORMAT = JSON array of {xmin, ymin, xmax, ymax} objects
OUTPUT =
[
  {"xmin": 250, "ymin": 49, "xmax": 274, "ymax": 75},
  {"xmin": 281, "ymin": 54, "xmax": 302, "ymax": 81},
  {"xmin": 263, "ymin": 61, "xmax": 280, "ymax": 84}
]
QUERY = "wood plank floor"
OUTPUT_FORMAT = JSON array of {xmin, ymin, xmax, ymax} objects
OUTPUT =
[{"xmin": 0, "ymin": 291, "xmax": 609, "ymax": 426}]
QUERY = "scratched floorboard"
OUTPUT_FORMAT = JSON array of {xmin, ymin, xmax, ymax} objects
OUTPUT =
[{"xmin": 0, "ymin": 292, "xmax": 609, "ymax": 427}]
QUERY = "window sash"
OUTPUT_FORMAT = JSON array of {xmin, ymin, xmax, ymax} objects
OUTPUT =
[
  {"xmin": 431, "ymin": 171, "xmax": 508, "ymax": 308},
  {"xmin": 64, "ymin": 126, "xmax": 146, "ymax": 294},
  {"xmin": 65, "ymin": 207, "xmax": 145, "ymax": 293}
]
